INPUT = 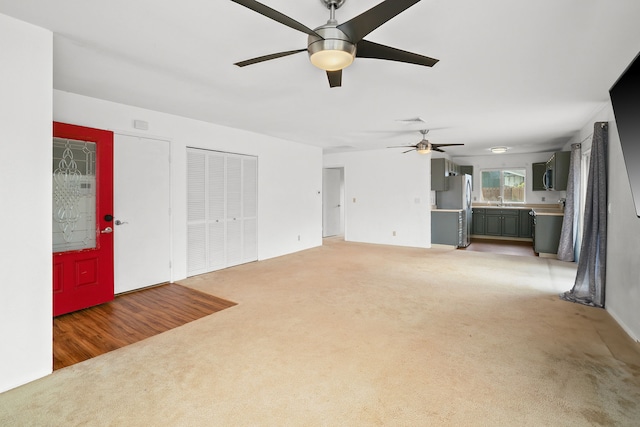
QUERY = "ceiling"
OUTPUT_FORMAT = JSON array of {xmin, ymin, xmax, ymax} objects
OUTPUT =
[{"xmin": 2, "ymin": 0, "xmax": 640, "ymax": 156}]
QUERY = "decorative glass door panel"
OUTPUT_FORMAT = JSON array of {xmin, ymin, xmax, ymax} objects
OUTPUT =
[{"xmin": 53, "ymin": 137, "xmax": 97, "ymax": 253}]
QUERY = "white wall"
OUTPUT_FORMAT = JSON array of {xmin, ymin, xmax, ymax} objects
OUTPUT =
[
  {"xmin": 450, "ymin": 152, "xmax": 566, "ymax": 205},
  {"xmin": 54, "ymin": 91, "xmax": 323, "ymax": 281},
  {"xmin": 0, "ymin": 14, "xmax": 53, "ymax": 393},
  {"xmin": 324, "ymin": 150, "xmax": 431, "ymax": 248}
]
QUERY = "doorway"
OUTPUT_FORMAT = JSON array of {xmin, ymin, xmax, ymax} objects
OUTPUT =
[{"xmin": 322, "ymin": 167, "xmax": 345, "ymax": 238}]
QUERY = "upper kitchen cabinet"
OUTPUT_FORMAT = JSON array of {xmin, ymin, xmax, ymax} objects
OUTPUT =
[
  {"xmin": 432, "ymin": 158, "xmax": 451, "ymax": 191},
  {"xmin": 432, "ymin": 159, "xmax": 473, "ymax": 191},
  {"xmin": 532, "ymin": 162, "xmax": 547, "ymax": 191},
  {"xmin": 459, "ymin": 165, "xmax": 474, "ymax": 189},
  {"xmin": 544, "ymin": 151, "xmax": 571, "ymax": 191}
]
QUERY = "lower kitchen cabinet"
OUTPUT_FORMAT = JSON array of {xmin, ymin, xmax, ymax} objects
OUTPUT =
[
  {"xmin": 519, "ymin": 209, "xmax": 533, "ymax": 238},
  {"xmin": 485, "ymin": 214, "xmax": 501, "ymax": 235},
  {"xmin": 485, "ymin": 209, "xmax": 519, "ymax": 237},
  {"xmin": 472, "ymin": 208, "xmax": 486, "ymax": 235},
  {"xmin": 533, "ymin": 214, "xmax": 564, "ymax": 255},
  {"xmin": 432, "ymin": 210, "xmax": 464, "ymax": 247},
  {"xmin": 472, "ymin": 208, "xmax": 533, "ymax": 238}
]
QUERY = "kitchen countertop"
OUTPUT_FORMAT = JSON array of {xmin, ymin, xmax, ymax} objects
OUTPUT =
[
  {"xmin": 432, "ymin": 205, "xmax": 565, "ymax": 215},
  {"xmin": 472, "ymin": 203, "xmax": 565, "ymax": 211},
  {"xmin": 531, "ymin": 208, "xmax": 565, "ymax": 216},
  {"xmin": 477, "ymin": 206, "xmax": 531, "ymax": 210}
]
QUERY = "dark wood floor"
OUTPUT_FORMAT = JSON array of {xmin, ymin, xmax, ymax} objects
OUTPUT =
[
  {"xmin": 463, "ymin": 238, "xmax": 536, "ymax": 257},
  {"xmin": 53, "ymin": 283, "xmax": 236, "ymax": 370}
]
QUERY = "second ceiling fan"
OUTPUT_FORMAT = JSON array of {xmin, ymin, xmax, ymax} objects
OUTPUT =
[
  {"xmin": 231, "ymin": 0, "xmax": 439, "ymax": 88},
  {"xmin": 389, "ymin": 130, "xmax": 464, "ymax": 154}
]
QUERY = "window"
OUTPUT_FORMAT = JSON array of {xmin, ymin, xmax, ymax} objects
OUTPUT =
[{"xmin": 481, "ymin": 168, "xmax": 526, "ymax": 203}]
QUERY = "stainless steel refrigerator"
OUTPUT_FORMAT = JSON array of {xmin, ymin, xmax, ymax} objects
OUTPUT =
[{"xmin": 436, "ymin": 174, "xmax": 472, "ymax": 247}]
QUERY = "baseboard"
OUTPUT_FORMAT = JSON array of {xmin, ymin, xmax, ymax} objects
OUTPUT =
[
  {"xmin": 607, "ymin": 306, "xmax": 640, "ymax": 343},
  {"xmin": 470, "ymin": 235, "xmax": 533, "ymax": 242}
]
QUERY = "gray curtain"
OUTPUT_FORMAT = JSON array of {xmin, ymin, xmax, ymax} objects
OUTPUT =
[
  {"xmin": 557, "ymin": 143, "xmax": 581, "ymax": 261},
  {"xmin": 561, "ymin": 122, "xmax": 608, "ymax": 307}
]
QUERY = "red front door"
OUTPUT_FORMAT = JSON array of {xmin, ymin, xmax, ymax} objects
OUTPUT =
[{"xmin": 52, "ymin": 122, "xmax": 114, "ymax": 316}]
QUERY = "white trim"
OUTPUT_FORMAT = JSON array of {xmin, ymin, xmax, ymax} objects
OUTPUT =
[{"xmin": 607, "ymin": 307, "xmax": 640, "ymax": 343}]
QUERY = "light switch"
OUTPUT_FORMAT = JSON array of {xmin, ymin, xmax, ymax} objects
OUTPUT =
[{"xmin": 353, "ymin": 197, "xmax": 356, "ymax": 203}]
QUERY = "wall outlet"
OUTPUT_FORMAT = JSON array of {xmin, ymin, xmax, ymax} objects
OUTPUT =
[
  {"xmin": 541, "ymin": 196, "xmax": 546, "ymax": 202},
  {"xmin": 298, "ymin": 235, "xmax": 301, "ymax": 241},
  {"xmin": 353, "ymin": 197, "xmax": 356, "ymax": 203},
  {"xmin": 392, "ymin": 231, "xmax": 396, "ymax": 236}
]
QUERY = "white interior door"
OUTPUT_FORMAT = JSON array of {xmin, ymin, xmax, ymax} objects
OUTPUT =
[
  {"xmin": 114, "ymin": 134, "xmax": 171, "ymax": 293},
  {"xmin": 323, "ymin": 168, "xmax": 343, "ymax": 237}
]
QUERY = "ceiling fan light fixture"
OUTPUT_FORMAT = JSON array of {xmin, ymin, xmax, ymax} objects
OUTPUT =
[
  {"xmin": 416, "ymin": 142, "xmax": 431, "ymax": 154},
  {"xmin": 490, "ymin": 146, "xmax": 509, "ymax": 154},
  {"xmin": 308, "ymin": 22, "xmax": 356, "ymax": 71},
  {"xmin": 308, "ymin": 40, "xmax": 356, "ymax": 71}
]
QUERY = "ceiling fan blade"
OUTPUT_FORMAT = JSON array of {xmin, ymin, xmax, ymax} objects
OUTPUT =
[
  {"xmin": 432, "ymin": 143, "xmax": 465, "ymax": 148},
  {"xmin": 327, "ymin": 70, "xmax": 342, "ymax": 88},
  {"xmin": 403, "ymin": 148, "xmax": 417, "ymax": 154},
  {"xmin": 432, "ymin": 147, "xmax": 445, "ymax": 153},
  {"xmin": 337, "ymin": 0, "xmax": 422, "ymax": 43},
  {"xmin": 387, "ymin": 145, "xmax": 417, "ymax": 148},
  {"xmin": 234, "ymin": 48, "xmax": 306, "ymax": 67},
  {"xmin": 356, "ymin": 40, "xmax": 439, "ymax": 67},
  {"xmin": 231, "ymin": 0, "xmax": 322, "ymax": 37}
]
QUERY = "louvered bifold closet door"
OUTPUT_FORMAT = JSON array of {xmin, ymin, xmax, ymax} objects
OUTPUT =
[
  {"xmin": 242, "ymin": 157, "xmax": 258, "ymax": 263},
  {"xmin": 208, "ymin": 153, "xmax": 226, "ymax": 271},
  {"xmin": 225, "ymin": 156, "xmax": 243, "ymax": 267},
  {"xmin": 187, "ymin": 151, "xmax": 207, "ymax": 275},
  {"xmin": 187, "ymin": 148, "xmax": 258, "ymax": 277}
]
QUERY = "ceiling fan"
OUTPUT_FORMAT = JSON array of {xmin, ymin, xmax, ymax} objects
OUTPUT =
[
  {"xmin": 231, "ymin": 0, "xmax": 439, "ymax": 88},
  {"xmin": 388, "ymin": 130, "xmax": 464, "ymax": 154}
]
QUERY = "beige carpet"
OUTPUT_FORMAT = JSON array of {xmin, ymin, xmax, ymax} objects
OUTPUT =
[{"xmin": 1, "ymin": 238, "xmax": 639, "ymax": 426}]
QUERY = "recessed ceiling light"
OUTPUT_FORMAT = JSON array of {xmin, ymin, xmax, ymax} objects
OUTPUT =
[{"xmin": 490, "ymin": 146, "xmax": 508, "ymax": 153}]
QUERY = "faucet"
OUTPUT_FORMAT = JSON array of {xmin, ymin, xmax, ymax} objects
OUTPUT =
[
  {"xmin": 497, "ymin": 196, "xmax": 503, "ymax": 207},
  {"xmin": 559, "ymin": 198, "xmax": 566, "ymax": 210}
]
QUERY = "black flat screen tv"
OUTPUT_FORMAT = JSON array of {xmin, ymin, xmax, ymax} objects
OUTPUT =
[{"xmin": 610, "ymin": 51, "xmax": 640, "ymax": 218}]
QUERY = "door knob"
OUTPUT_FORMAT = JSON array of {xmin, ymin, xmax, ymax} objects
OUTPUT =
[
  {"xmin": 100, "ymin": 227, "xmax": 113, "ymax": 234},
  {"xmin": 115, "ymin": 220, "xmax": 128, "ymax": 225}
]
